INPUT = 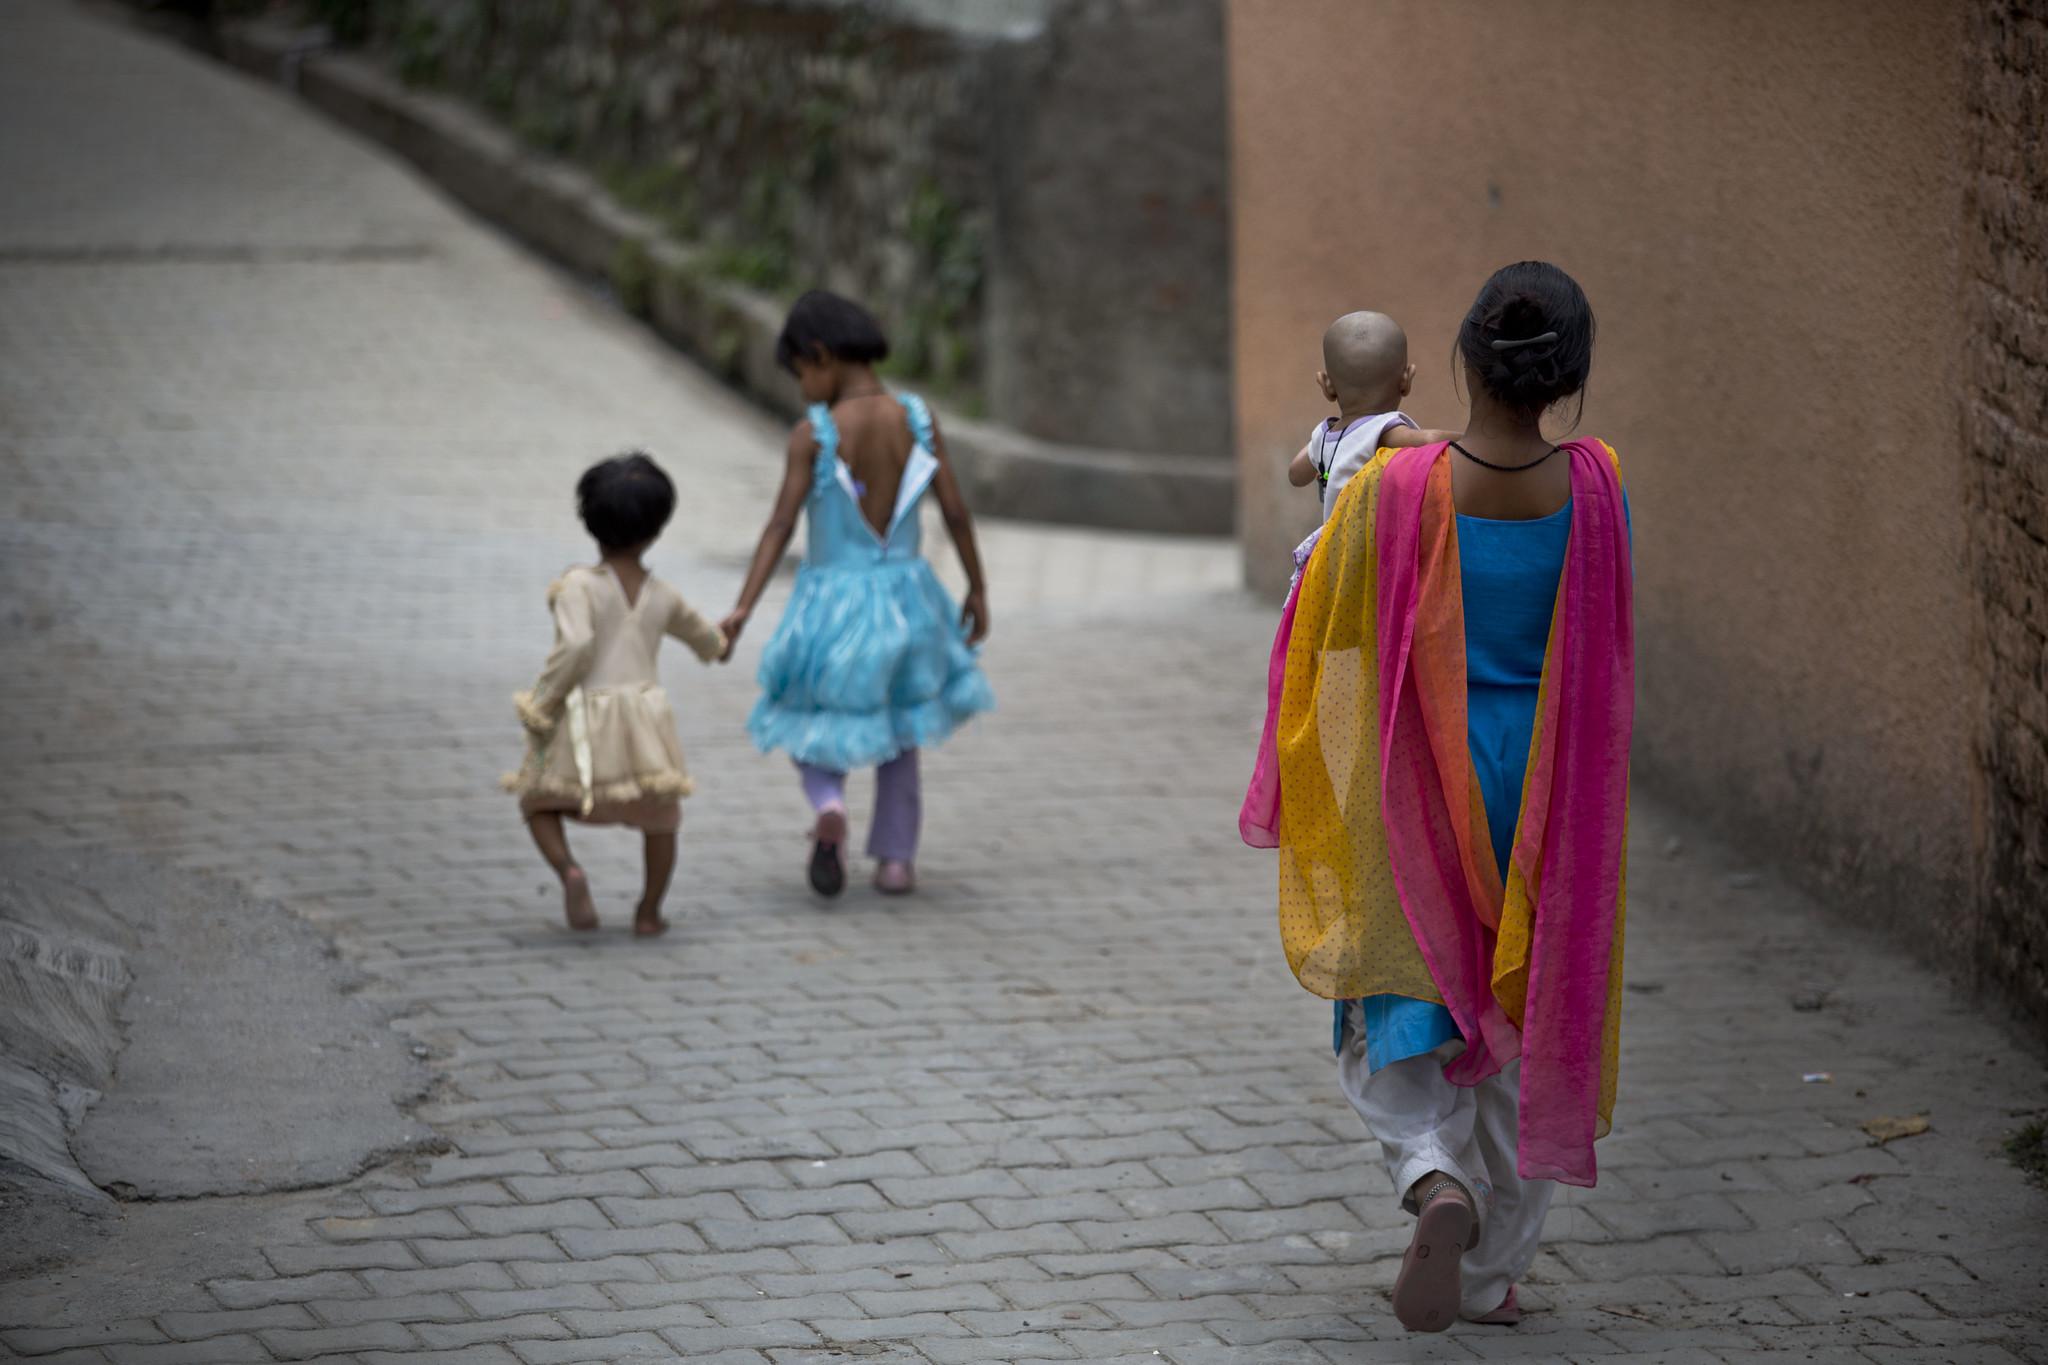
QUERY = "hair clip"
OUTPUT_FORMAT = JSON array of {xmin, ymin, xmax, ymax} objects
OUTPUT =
[{"xmin": 1490, "ymin": 331, "xmax": 1559, "ymax": 352}]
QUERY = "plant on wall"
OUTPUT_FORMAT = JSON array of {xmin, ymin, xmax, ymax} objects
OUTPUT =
[{"xmin": 311, "ymin": 0, "xmax": 986, "ymax": 399}]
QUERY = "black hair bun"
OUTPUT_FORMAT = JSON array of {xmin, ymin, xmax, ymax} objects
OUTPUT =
[
  {"xmin": 1496, "ymin": 295, "xmax": 1550, "ymax": 342},
  {"xmin": 1457, "ymin": 264, "xmax": 1596, "ymax": 417}
]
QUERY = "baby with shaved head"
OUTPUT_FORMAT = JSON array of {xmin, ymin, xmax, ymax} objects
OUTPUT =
[
  {"xmin": 1321, "ymin": 311, "xmax": 1411, "ymax": 409},
  {"xmin": 1288, "ymin": 311, "xmax": 1453, "ymax": 523}
]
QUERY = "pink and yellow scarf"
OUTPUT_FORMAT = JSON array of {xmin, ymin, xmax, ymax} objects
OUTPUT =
[{"xmin": 1241, "ymin": 440, "xmax": 1633, "ymax": 1187}]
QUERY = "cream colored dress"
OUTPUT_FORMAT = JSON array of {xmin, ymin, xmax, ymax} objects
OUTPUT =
[{"xmin": 503, "ymin": 564, "xmax": 726, "ymax": 830}]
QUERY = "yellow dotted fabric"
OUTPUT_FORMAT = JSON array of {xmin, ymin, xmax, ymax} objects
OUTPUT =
[{"xmin": 1275, "ymin": 450, "xmax": 1441, "ymax": 1003}]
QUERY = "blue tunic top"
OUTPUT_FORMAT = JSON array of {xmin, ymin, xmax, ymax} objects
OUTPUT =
[{"xmin": 1338, "ymin": 503, "xmax": 1575, "ymax": 1065}]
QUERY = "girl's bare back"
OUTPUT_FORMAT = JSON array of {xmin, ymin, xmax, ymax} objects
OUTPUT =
[{"xmin": 830, "ymin": 394, "xmax": 915, "ymax": 536}]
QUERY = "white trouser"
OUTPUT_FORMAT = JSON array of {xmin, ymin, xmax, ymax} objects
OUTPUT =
[{"xmin": 1336, "ymin": 1027, "xmax": 1555, "ymax": 1318}]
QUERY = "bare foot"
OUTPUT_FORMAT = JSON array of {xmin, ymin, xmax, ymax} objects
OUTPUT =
[
  {"xmin": 562, "ymin": 866, "xmax": 598, "ymax": 931},
  {"xmin": 633, "ymin": 907, "xmax": 668, "ymax": 937}
]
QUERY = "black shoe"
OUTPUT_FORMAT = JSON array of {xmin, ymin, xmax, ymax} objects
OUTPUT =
[{"xmin": 809, "ymin": 809, "xmax": 847, "ymax": 898}]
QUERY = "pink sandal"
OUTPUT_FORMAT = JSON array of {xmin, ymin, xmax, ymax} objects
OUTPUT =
[
  {"xmin": 1392, "ymin": 1175, "xmax": 1476, "ymax": 1332},
  {"xmin": 1465, "ymin": 1285, "xmax": 1520, "ymax": 1326}
]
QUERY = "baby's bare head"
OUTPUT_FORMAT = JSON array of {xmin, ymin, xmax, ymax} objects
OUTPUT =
[{"xmin": 1321, "ymin": 311, "xmax": 1409, "ymax": 409}]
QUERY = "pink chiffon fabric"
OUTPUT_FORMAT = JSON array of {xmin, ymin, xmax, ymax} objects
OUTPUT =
[{"xmin": 1237, "ymin": 577, "xmax": 1299, "ymax": 849}]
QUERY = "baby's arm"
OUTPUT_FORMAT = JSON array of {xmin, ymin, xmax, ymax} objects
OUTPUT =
[
  {"xmin": 515, "ymin": 578, "xmax": 596, "ymax": 733},
  {"xmin": 666, "ymin": 592, "xmax": 727, "ymax": 664},
  {"xmin": 1288, "ymin": 440, "xmax": 1319, "ymax": 487},
  {"xmin": 1383, "ymin": 425, "xmax": 1457, "ymax": 448}
]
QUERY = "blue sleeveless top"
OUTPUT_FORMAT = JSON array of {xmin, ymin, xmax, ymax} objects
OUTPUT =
[{"xmin": 745, "ymin": 395, "xmax": 994, "ymax": 771}]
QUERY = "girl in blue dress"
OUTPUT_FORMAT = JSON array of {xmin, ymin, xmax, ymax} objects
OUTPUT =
[{"xmin": 719, "ymin": 291, "xmax": 994, "ymax": 898}]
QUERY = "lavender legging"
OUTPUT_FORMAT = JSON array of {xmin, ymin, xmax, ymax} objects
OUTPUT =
[{"xmin": 795, "ymin": 749, "xmax": 921, "ymax": 863}]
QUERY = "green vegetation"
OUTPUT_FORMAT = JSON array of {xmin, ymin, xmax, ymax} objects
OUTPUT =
[
  {"xmin": 609, "ymin": 240, "xmax": 655, "ymax": 319},
  {"xmin": 797, "ymin": 95, "xmax": 846, "ymax": 186},
  {"xmin": 392, "ymin": 4, "xmax": 444, "ymax": 85},
  {"xmin": 704, "ymin": 243, "xmax": 792, "ymax": 293},
  {"xmin": 603, "ymin": 161, "xmax": 701, "ymax": 241},
  {"xmin": 885, "ymin": 179, "xmax": 981, "ymax": 389},
  {"xmin": 513, "ymin": 102, "xmax": 576, "ymax": 155},
  {"xmin": 480, "ymin": 69, "xmax": 517, "ymax": 119},
  {"xmin": 322, "ymin": 0, "xmax": 983, "ymax": 399},
  {"xmin": 709, "ymin": 320, "xmax": 746, "ymax": 376},
  {"xmin": 311, "ymin": 0, "xmax": 371, "ymax": 44}
]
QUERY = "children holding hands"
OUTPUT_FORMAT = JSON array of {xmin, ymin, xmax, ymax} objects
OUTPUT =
[{"xmin": 508, "ymin": 291, "xmax": 992, "ymax": 928}]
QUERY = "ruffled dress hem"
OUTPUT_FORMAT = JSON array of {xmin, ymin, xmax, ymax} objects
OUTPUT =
[
  {"xmin": 500, "ymin": 770, "xmax": 695, "ymax": 804},
  {"xmin": 747, "ymin": 675, "xmax": 993, "ymax": 772}
]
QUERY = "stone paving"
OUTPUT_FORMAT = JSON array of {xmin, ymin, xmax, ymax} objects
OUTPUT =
[{"xmin": 2, "ymin": 2, "xmax": 2046, "ymax": 1362}]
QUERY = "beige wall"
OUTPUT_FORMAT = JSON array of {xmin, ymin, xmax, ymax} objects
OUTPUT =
[{"xmin": 1230, "ymin": 1, "xmax": 1976, "ymax": 942}]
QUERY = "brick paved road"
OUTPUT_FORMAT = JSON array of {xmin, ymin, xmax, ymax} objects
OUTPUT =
[{"xmin": 2, "ymin": 3, "xmax": 2045, "ymax": 1362}]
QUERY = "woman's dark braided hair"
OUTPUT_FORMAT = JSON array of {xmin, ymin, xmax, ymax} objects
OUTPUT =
[{"xmin": 1456, "ymin": 261, "xmax": 1595, "ymax": 422}]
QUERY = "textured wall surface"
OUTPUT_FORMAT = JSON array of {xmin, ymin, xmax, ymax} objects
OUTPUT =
[
  {"xmin": 379, "ymin": 0, "xmax": 999, "ymax": 392},
  {"xmin": 985, "ymin": 0, "xmax": 1232, "ymax": 456},
  {"xmin": 1229, "ymin": 2, "xmax": 2002, "ymax": 980},
  {"xmin": 356, "ymin": 0, "xmax": 1229, "ymax": 460},
  {"xmin": 1964, "ymin": 0, "xmax": 2048, "ymax": 1028}
]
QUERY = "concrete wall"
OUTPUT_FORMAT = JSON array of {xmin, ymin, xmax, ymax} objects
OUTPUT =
[
  {"xmin": 985, "ymin": 0, "xmax": 1232, "ymax": 456},
  {"xmin": 1963, "ymin": 0, "xmax": 2048, "ymax": 1027},
  {"xmin": 362, "ymin": 0, "xmax": 1230, "ymax": 463},
  {"xmin": 378, "ymin": 0, "xmax": 1001, "ymax": 393},
  {"xmin": 1229, "ymin": 2, "xmax": 2026, "ymax": 995}
]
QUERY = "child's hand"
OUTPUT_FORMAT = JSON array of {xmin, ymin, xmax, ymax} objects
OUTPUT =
[
  {"xmin": 716, "ymin": 608, "xmax": 749, "ymax": 661},
  {"xmin": 960, "ymin": 589, "xmax": 990, "ymax": 646}
]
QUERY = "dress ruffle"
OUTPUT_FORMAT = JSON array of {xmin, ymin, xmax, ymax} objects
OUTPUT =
[
  {"xmin": 503, "ymin": 684, "xmax": 698, "ymax": 802},
  {"xmin": 747, "ymin": 558, "xmax": 993, "ymax": 771}
]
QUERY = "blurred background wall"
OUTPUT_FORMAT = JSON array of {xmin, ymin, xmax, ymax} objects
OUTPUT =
[
  {"xmin": 342, "ymin": 0, "xmax": 1230, "ymax": 461},
  {"xmin": 1229, "ymin": 0, "xmax": 2047, "ymax": 1025}
]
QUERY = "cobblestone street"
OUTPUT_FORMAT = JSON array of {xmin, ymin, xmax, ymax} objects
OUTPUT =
[{"xmin": 2, "ymin": 3, "xmax": 2045, "ymax": 1362}]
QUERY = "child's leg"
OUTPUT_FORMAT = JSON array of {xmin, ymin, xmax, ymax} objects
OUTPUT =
[
  {"xmin": 636, "ymin": 830, "xmax": 677, "ymax": 935},
  {"xmin": 526, "ymin": 810, "xmax": 597, "ymax": 930},
  {"xmin": 868, "ymin": 748, "xmax": 922, "ymax": 864},
  {"xmin": 795, "ymin": 761, "xmax": 849, "ymax": 897},
  {"xmin": 796, "ymin": 762, "xmax": 848, "ymax": 814}
]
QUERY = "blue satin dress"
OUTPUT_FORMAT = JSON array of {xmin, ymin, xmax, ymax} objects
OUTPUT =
[{"xmin": 746, "ymin": 394, "xmax": 994, "ymax": 772}]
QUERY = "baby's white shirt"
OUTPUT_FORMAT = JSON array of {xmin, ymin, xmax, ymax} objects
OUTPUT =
[{"xmin": 1308, "ymin": 410, "xmax": 1416, "ymax": 522}]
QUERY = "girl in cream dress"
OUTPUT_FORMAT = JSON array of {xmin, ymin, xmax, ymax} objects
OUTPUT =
[{"xmin": 505, "ymin": 453, "xmax": 726, "ymax": 935}]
